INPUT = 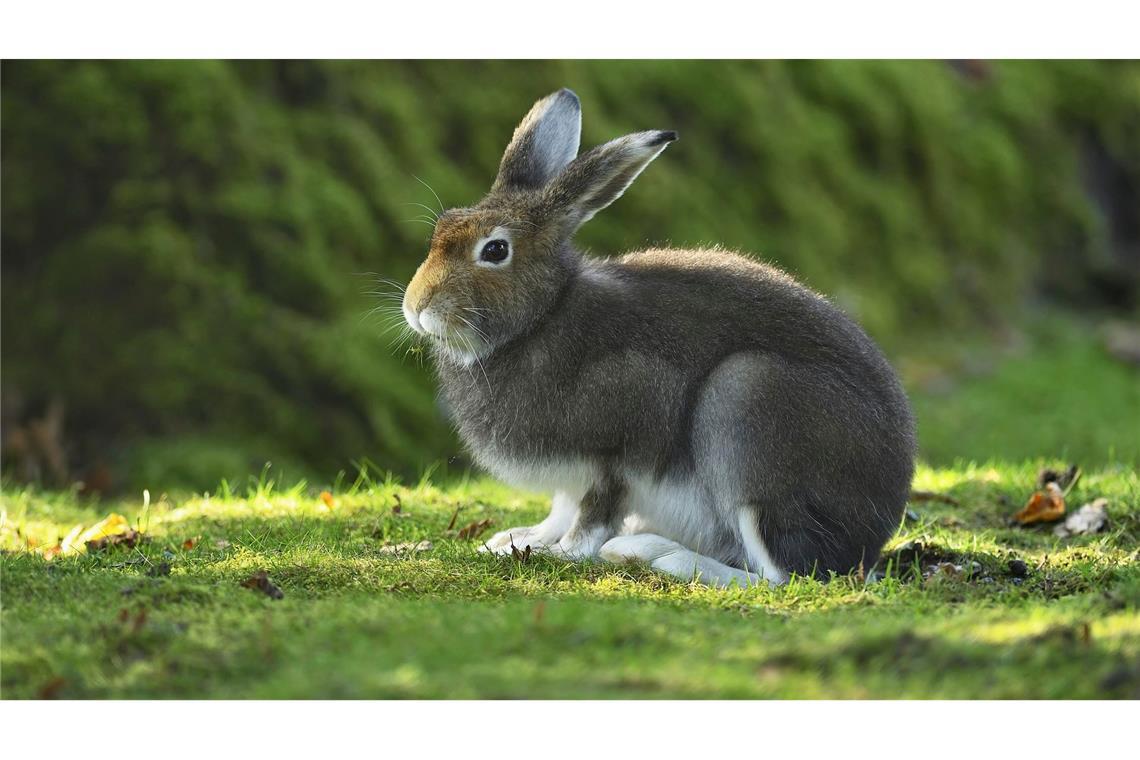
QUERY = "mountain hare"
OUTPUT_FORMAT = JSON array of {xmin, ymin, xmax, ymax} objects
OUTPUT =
[{"xmin": 402, "ymin": 89, "xmax": 915, "ymax": 586}]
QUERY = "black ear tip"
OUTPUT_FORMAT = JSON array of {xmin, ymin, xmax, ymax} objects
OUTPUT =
[{"xmin": 649, "ymin": 130, "xmax": 679, "ymax": 146}]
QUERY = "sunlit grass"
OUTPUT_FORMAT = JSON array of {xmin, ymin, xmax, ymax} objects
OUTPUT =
[{"xmin": 2, "ymin": 459, "xmax": 1137, "ymax": 699}]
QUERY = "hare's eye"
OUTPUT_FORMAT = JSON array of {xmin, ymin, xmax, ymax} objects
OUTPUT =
[{"xmin": 479, "ymin": 239, "xmax": 510, "ymax": 265}]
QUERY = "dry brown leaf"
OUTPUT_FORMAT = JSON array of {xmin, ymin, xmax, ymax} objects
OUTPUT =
[
  {"xmin": 1012, "ymin": 482, "xmax": 1066, "ymax": 525},
  {"xmin": 44, "ymin": 513, "xmax": 141, "ymax": 557},
  {"xmin": 85, "ymin": 529, "xmax": 141, "ymax": 553},
  {"xmin": 319, "ymin": 491, "xmax": 336, "ymax": 509},
  {"xmin": 241, "ymin": 570, "xmax": 285, "ymax": 599},
  {"xmin": 511, "ymin": 541, "xmax": 533, "ymax": 563},
  {"xmin": 457, "ymin": 518, "xmax": 494, "ymax": 540},
  {"xmin": 182, "ymin": 537, "xmax": 198, "ymax": 550}
]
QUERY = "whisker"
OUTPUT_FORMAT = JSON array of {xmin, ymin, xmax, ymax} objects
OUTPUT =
[
  {"xmin": 399, "ymin": 202, "xmax": 440, "ymax": 221},
  {"xmin": 413, "ymin": 175, "xmax": 446, "ymax": 215}
]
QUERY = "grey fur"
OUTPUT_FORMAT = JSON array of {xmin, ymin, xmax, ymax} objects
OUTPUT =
[{"xmin": 405, "ymin": 91, "xmax": 916, "ymax": 578}]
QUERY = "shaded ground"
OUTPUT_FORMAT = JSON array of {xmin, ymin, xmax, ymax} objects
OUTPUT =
[{"xmin": 2, "ymin": 462, "xmax": 1137, "ymax": 699}]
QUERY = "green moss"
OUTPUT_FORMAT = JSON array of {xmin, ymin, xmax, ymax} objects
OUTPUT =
[{"xmin": 2, "ymin": 460, "xmax": 1137, "ymax": 698}]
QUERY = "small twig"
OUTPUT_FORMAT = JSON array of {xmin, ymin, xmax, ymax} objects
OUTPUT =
[{"xmin": 909, "ymin": 490, "xmax": 961, "ymax": 507}]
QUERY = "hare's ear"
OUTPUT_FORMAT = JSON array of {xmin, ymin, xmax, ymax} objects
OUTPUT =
[
  {"xmin": 492, "ymin": 88, "xmax": 581, "ymax": 193},
  {"xmin": 544, "ymin": 130, "xmax": 677, "ymax": 230}
]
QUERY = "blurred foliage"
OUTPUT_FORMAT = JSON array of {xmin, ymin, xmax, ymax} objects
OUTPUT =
[{"xmin": 2, "ymin": 61, "xmax": 1139, "ymax": 490}]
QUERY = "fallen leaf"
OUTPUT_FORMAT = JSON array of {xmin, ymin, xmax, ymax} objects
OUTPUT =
[
  {"xmin": 46, "ymin": 513, "xmax": 142, "ymax": 557},
  {"xmin": 510, "ymin": 540, "xmax": 533, "ymax": 563},
  {"xmin": 319, "ymin": 491, "xmax": 336, "ymax": 509},
  {"xmin": 85, "ymin": 528, "xmax": 142, "ymax": 553},
  {"xmin": 457, "ymin": 518, "xmax": 494, "ymax": 540},
  {"xmin": 241, "ymin": 570, "xmax": 284, "ymax": 599},
  {"xmin": 182, "ymin": 537, "xmax": 198, "ymax": 550},
  {"xmin": 49, "ymin": 523, "xmax": 84, "ymax": 557},
  {"xmin": 1054, "ymin": 498, "xmax": 1109, "ymax": 537},
  {"xmin": 1012, "ymin": 482, "xmax": 1065, "ymax": 525},
  {"xmin": 378, "ymin": 540, "xmax": 433, "ymax": 555}
]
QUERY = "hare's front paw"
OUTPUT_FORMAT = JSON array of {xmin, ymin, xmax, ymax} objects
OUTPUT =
[{"xmin": 478, "ymin": 526, "xmax": 556, "ymax": 555}]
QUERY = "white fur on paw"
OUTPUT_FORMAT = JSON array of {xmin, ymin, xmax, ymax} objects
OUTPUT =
[
  {"xmin": 599, "ymin": 533, "xmax": 686, "ymax": 564},
  {"xmin": 601, "ymin": 533, "xmax": 767, "ymax": 589},
  {"xmin": 551, "ymin": 525, "xmax": 610, "ymax": 560}
]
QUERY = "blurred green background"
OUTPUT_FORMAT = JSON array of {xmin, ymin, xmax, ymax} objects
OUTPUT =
[{"xmin": 2, "ymin": 60, "xmax": 1139, "ymax": 493}]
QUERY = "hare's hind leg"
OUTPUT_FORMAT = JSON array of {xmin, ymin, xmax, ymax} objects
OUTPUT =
[
  {"xmin": 480, "ymin": 490, "xmax": 577, "ymax": 554},
  {"xmin": 600, "ymin": 513, "xmax": 787, "ymax": 588}
]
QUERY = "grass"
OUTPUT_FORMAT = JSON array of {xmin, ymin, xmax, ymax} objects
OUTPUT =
[
  {"xmin": 2, "ymin": 315, "xmax": 1137, "ymax": 699},
  {"xmin": 2, "ymin": 462, "xmax": 1137, "ymax": 699}
]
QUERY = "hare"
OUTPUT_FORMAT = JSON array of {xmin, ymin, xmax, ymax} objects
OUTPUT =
[{"xmin": 402, "ymin": 88, "xmax": 915, "ymax": 586}]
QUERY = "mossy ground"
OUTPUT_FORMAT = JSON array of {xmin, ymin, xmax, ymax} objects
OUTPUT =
[
  {"xmin": 2, "ymin": 316, "xmax": 1137, "ymax": 699},
  {"xmin": 1, "ymin": 461, "xmax": 1137, "ymax": 699}
]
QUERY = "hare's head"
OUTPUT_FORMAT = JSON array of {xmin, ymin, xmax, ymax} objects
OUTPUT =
[{"xmin": 402, "ymin": 88, "xmax": 676, "ymax": 363}]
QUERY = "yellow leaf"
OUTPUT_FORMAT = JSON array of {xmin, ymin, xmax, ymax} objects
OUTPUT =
[
  {"xmin": 58, "ymin": 514, "xmax": 134, "ymax": 556},
  {"xmin": 57, "ymin": 523, "xmax": 85, "ymax": 555}
]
